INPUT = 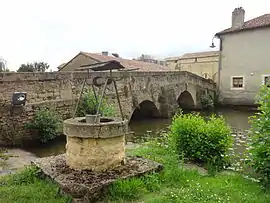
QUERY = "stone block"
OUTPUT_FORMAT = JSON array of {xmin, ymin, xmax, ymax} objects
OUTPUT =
[
  {"xmin": 32, "ymin": 154, "xmax": 163, "ymax": 203},
  {"xmin": 66, "ymin": 136, "xmax": 125, "ymax": 171},
  {"xmin": 64, "ymin": 117, "xmax": 128, "ymax": 172}
]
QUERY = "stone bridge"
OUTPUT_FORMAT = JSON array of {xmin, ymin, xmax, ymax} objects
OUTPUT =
[
  {"xmin": 105, "ymin": 71, "xmax": 216, "ymax": 120},
  {"xmin": 0, "ymin": 71, "xmax": 215, "ymax": 146}
]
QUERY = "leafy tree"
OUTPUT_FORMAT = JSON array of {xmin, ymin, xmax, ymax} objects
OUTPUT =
[
  {"xmin": 0, "ymin": 58, "xmax": 9, "ymax": 72},
  {"xmin": 17, "ymin": 63, "xmax": 34, "ymax": 72},
  {"xmin": 17, "ymin": 62, "xmax": 49, "ymax": 72},
  {"xmin": 33, "ymin": 62, "xmax": 49, "ymax": 72},
  {"xmin": 248, "ymin": 85, "xmax": 270, "ymax": 187}
]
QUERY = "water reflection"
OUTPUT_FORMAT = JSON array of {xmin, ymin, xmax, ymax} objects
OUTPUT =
[
  {"xmin": 27, "ymin": 136, "xmax": 66, "ymax": 157},
  {"xmin": 26, "ymin": 108, "xmax": 255, "ymax": 157}
]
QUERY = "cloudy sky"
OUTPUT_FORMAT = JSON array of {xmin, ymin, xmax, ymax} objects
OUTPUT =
[{"xmin": 0, "ymin": 0, "xmax": 269, "ymax": 71}]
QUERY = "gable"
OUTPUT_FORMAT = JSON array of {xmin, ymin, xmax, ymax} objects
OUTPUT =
[{"xmin": 59, "ymin": 53, "xmax": 100, "ymax": 71}]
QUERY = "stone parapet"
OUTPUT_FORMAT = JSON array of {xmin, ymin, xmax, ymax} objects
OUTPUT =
[{"xmin": 0, "ymin": 71, "xmax": 215, "ymax": 146}]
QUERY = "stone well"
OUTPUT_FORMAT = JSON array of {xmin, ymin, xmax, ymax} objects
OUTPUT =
[{"xmin": 63, "ymin": 117, "xmax": 128, "ymax": 172}]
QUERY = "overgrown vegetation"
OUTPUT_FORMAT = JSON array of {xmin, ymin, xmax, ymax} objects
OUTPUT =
[
  {"xmin": 1, "ymin": 131, "xmax": 270, "ymax": 202},
  {"xmin": 106, "ymin": 134, "xmax": 270, "ymax": 202},
  {"xmin": 200, "ymin": 93, "xmax": 215, "ymax": 109},
  {"xmin": 3, "ymin": 86, "xmax": 270, "ymax": 202},
  {"xmin": 169, "ymin": 111, "xmax": 233, "ymax": 172},
  {"xmin": 76, "ymin": 90, "xmax": 116, "ymax": 117},
  {"xmin": 17, "ymin": 62, "xmax": 50, "ymax": 72},
  {"xmin": 0, "ymin": 166, "xmax": 71, "ymax": 203},
  {"xmin": 248, "ymin": 85, "xmax": 270, "ymax": 187},
  {"xmin": 25, "ymin": 108, "xmax": 63, "ymax": 143}
]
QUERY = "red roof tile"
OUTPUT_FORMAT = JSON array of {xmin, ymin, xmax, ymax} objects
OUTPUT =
[
  {"xmin": 81, "ymin": 52, "xmax": 174, "ymax": 72},
  {"xmin": 216, "ymin": 14, "xmax": 270, "ymax": 36}
]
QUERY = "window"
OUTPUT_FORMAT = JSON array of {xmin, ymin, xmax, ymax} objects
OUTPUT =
[
  {"xmin": 263, "ymin": 75, "xmax": 270, "ymax": 87},
  {"xmin": 232, "ymin": 77, "xmax": 244, "ymax": 88}
]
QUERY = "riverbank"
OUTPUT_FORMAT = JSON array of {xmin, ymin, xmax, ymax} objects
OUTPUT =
[
  {"xmin": 105, "ymin": 138, "xmax": 270, "ymax": 203},
  {"xmin": 1, "ymin": 138, "xmax": 270, "ymax": 203},
  {"xmin": 0, "ymin": 148, "xmax": 36, "ymax": 176}
]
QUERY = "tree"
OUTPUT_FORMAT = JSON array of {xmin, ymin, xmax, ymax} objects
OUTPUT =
[
  {"xmin": 33, "ymin": 62, "xmax": 50, "ymax": 72},
  {"xmin": 0, "ymin": 58, "xmax": 9, "ymax": 72},
  {"xmin": 17, "ymin": 63, "xmax": 34, "ymax": 72},
  {"xmin": 17, "ymin": 62, "xmax": 49, "ymax": 72}
]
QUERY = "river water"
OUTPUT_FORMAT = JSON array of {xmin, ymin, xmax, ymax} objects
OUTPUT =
[{"xmin": 25, "ymin": 107, "xmax": 255, "ymax": 158}]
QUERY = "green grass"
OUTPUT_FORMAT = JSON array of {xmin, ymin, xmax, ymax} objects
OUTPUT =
[
  {"xmin": 1, "ymin": 137, "xmax": 270, "ymax": 203},
  {"xmin": 0, "ymin": 166, "xmax": 71, "ymax": 203},
  {"xmin": 106, "ymin": 137, "xmax": 270, "ymax": 203}
]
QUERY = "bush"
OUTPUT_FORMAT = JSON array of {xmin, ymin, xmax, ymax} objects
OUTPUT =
[
  {"xmin": 248, "ymin": 85, "xmax": 270, "ymax": 187},
  {"xmin": 25, "ymin": 108, "xmax": 62, "ymax": 143},
  {"xmin": 201, "ymin": 94, "xmax": 214, "ymax": 109},
  {"xmin": 169, "ymin": 112, "xmax": 232, "ymax": 171},
  {"xmin": 76, "ymin": 90, "xmax": 116, "ymax": 117}
]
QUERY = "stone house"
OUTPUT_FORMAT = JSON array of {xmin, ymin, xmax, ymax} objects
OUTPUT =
[
  {"xmin": 164, "ymin": 56, "xmax": 180, "ymax": 70},
  {"xmin": 165, "ymin": 51, "xmax": 219, "ymax": 82},
  {"xmin": 58, "ymin": 51, "xmax": 173, "ymax": 72},
  {"xmin": 215, "ymin": 7, "xmax": 270, "ymax": 106},
  {"xmin": 135, "ymin": 54, "xmax": 166, "ymax": 66}
]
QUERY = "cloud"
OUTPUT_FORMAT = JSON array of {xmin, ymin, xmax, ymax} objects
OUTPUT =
[{"xmin": 0, "ymin": 0, "xmax": 269, "ymax": 71}]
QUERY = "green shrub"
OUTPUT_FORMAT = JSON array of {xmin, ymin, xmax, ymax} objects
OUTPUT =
[
  {"xmin": 169, "ymin": 112, "xmax": 232, "ymax": 171},
  {"xmin": 25, "ymin": 108, "xmax": 62, "ymax": 143},
  {"xmin": 248, "ymin": 85, "xmax": 270, "ymax": 187},
  {"xmin": 201, "ymin": 94, "xmax": 214, "ymax": 109},
  {"xmin": 76, "ymin": 90, "xmax": 116, "ymax": 117}
]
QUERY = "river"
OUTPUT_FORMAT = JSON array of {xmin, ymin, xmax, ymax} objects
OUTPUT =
[{"xmin": 25, "ymin": 107, "xmax": 255, "ymax": 158}]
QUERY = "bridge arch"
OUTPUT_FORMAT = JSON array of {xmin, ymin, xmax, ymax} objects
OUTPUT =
[
  {"xmin": 177, "ymin": 90, "xmax": 195, "ymax": 110},
  {"xmin": 130, "ymin": 100, "xmax": 160, "ymax": 122}
]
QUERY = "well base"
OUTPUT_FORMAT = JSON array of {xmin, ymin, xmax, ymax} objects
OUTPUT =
[{"xmin": 32, "ymin": 154, "xmax": 163, "ymax": 203}]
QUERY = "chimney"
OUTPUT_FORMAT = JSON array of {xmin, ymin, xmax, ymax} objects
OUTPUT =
[
  {"xmin": 101, "ymin": 51, "xmax": 108, "ymax": 56},
  {"xmin": 232, "ymin": 7, "xmax": 245, "ymax": 29}
]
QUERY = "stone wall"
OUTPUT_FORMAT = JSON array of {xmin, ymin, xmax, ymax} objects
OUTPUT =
[
  {"xmin": 0, "ymin": 72, "xmax": 81, "ymax": 146},
  {"xmin": 0, "ymin": 71, "xmax": 215, "ymax": 146}
]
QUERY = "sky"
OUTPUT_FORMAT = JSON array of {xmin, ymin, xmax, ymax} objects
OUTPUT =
[{"xmin": 0, "ymin": 0, "xmax": 269, "ymax": 71}]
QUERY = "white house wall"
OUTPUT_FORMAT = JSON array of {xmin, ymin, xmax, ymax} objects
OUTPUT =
[{"xmin": 219, "ymin": 27, "xmax": 270, "ymax": 105}]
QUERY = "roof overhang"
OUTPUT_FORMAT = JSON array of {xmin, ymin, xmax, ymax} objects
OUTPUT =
[
  {"xmin": 215, "ymin": 24, "xmax": 270, "ymax": 37},
  {"xmin": 77, "ymin": 60, "xmax": 125, "ymax": 71}
]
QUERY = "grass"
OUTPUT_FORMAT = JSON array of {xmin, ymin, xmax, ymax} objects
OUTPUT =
[
  {"xmin": 0, "ymin": 148, "xmax": 9, "ymax": 160},
  {"xmin": 1, "ymin": 136, "xmax": 270, "ymax": 203},
  {"xmin": 105, "ymin": 135, "xmax": 270, "ymax": 203},
  {"xmin": 0, "ymin": 166, "xmax": 71, "ymax": 203}
]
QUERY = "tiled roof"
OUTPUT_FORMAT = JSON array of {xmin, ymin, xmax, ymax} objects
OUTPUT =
[
  {"xmin": 165, "ymin": 56, "xmax": 180, "ymax": 61},
  {"xmin": 180, "ymin": 51, "xmax": 219, "ymax": 59},
  {"xmin": 80, "ymin": 52, "xmax": 174, "ymax": 72},
  {"xmin": 165, "ymin": 51, "xmax": 219, "ymax": 61},
  {"xmin": 216, "ymin": 14, "xmax": 270, "ymax": 36},
  {"xmin": 57, "ymin": 63, "xmax": 66, "ymax": 69}
]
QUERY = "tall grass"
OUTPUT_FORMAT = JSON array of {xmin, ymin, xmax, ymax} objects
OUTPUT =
[
  {"xmin": 0, "ymin": 166, "xmax": 71, "ymax": 203},
  {"xmin": 107, "ymin": 133, "xmax": 270, "ymax": 203}
]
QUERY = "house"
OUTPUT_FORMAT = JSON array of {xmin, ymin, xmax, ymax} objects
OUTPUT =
[
  {"xmin": 165, "ymin": 51, "xmax": 219, "ymax": 82},
  {"xmin": 135, "ymin": 54, "xmax": 166, "ymax": 66},
  {"xmin": 214, "ymin": 7, "xmax": 270, "ymax": 106},
  {"xmin": 58, "ymin": 51, "xmax": 174, "ymax": 72},
  {"xmin": 164, "ymin": 56, "xmax": 180, "ymax": 70},
  {"xmin": 57, "ymin": 63, "xmax": 66, "ymax": 70}
]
